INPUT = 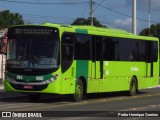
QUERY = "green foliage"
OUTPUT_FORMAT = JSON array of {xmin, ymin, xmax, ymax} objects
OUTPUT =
[
  {"xmin": 0, "ymin": 10, "xmax": 24, "ymax": 29},
  {"xmin": 71, "ymin": 17, "xmax": 106, "ymax": 27},
  {"xmin": 139, "ymin": 23, "xmax": 160, "ymax": 37}
]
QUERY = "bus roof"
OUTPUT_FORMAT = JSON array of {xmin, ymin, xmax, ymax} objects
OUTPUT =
[
  {"xmin": 42, "ymin": 23, "xmax": 158, "ymax": 41},
  {"xmin": 42, "ymin": 23, "xmax": 132, "ymax": 35},
  {"xmin": 9, "ymin": 23, "xmax": 159, "ymax": 41}
]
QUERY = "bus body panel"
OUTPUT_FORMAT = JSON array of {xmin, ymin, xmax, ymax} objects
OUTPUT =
[{"xmin": 4, "ymin": 24, "xmax": 159, "ymax": 98}]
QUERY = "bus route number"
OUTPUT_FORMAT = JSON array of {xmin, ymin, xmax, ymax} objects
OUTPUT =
[{"xmin": 17, "ymin": 75, "xmax": 23, "ymax": 80}]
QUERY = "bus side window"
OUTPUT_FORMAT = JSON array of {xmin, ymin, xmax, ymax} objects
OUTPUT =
[
  {"xmin": 145, "ymin": 41, "xmax": 158, "ymax": 62},
  {"xmin": 61, "ymin": 33, "xmax": 74, "ymax": 73},
  {"xmin": 74, "ymin": 34, "xmax": 91, "ymax": 60},
  {"xmin": 153, "ymin": 41, "xmax": 158, "ymax": 62},
  {"xmin": 62, "ymin": 45, "xmax": 73, "ymax": 61},
  {"xmin": 145, "ymin": 41, "xmax": 153, "ymax": 63}
]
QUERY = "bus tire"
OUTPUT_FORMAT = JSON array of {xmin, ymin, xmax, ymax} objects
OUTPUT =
[
  {"xmin": 128, "ymin": 77, "xmax": 137, "ymax": 96},
  {"xmin": 28, "ymin": 94, "xmax": 41, "ymax": 102},
  {"xmin": 72, "ymin": 79, "xmax": 83, "ymax": 102}
]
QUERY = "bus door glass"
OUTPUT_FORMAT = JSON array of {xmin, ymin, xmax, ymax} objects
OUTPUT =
[
  {"xmin": 91, "ymin": 36, "xmax": 103, "ymax": 79},
  {"xmin": 61, "ymin": 33, "xmax": 74, "ymax": 93},
  {"xmin": 145, "ymin": 41, "xmax": 158, "ymax": 77},
  {"xmin": 146, "ymin": 41, "xmax": 153, "ymax": 77}
]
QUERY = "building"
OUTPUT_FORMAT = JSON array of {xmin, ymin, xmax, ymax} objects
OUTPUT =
[{"xmin": 0, "ymin": 30, "xmax": 6, "ymax": 85}]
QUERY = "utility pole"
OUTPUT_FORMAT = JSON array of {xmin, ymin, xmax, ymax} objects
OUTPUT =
[
  {"xmin": 148, "ymin": 0, "xmax": 151, "ymax": 35},
  {"xmin": 132, "ymin": 0, "xmax": 137, "ymax": 35},
  {"xmin": 90, "ymin": 0, "xmax": 94, "ymax": 26}
]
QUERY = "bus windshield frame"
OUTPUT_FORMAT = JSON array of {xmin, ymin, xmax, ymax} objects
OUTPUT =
[{"xmin": 6, "ymin": 26, "xmax": 60, "ymax": 75}]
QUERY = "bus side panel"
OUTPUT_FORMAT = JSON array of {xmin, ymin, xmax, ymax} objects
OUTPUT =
[
  {"xmin": 144, "ymin": 62, "xmax": 159, "ymax": 88},
  {"xmin": 61, "ymin": 61, "xmax": 76, "ymax": 94},
  {"xmin": 76, "ymin": 60, "xmax": 89, "ymax": 92},
  {"xmin": 76, "ymin": 60, "xmax": 88, "ymax": 79},
  {"xmin": 102, "ymin": 61, "xmax": 119, "ymax": 92},
  {"xmin": 153, "ymin": 62, "xmax": 159, "ymax": 86},
  {"xmin": 87, "ymin": 61, "xmax": 158, "ymax": 94},
  {"xmin": 103, "ymin": 61, "xmax": 146, "ymax": 92}
]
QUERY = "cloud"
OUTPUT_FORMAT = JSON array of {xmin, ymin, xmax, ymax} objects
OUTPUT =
[
  {"xmin": 114, "ymin": 17, "xmax": 143, "ymax": 33},
  {"xmin": 114, "ymin": 18, "xmax": 134, "ymax": 32},
  {"xmin": 115, "ymin": 18, "xmax": 132, "ymax": 27},
  {"xmin": 126, "ymin": 0, "xmax": 160, "ymax": 11}
]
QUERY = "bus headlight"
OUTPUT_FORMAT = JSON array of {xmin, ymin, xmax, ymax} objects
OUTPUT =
[
  {"xmin": 43, "ymin": 74, "xmax": 58, "ymax": 84},
  {"xmin": 6, "ymin": 76, "xmax": 16, "ymax": 83}
]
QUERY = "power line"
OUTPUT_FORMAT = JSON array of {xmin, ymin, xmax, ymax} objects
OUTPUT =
[
  {"xmin": 94, "ymin": 2, "xmax": 159, "ymax": 24},
  {"xmin": 1, "ymin": 0, "xmax": 159, "ymax": 26},
  {"xmin": 0, "ymin": 0, "xmax": 89, "ymax": 5},
  {"xmin": 95, "ymin": 2, "xmax": 131, "ymax": 17},
  {"xmin": 80, "ymin": 4, "xmax": 89, "ymax": 17},
  {"xmin": 94, "ymin": 0, "xmax": 105, "ymax": 12},
  {"xmin": 79, "ymin": 0, "xmax": 106, "ymax": 20}
]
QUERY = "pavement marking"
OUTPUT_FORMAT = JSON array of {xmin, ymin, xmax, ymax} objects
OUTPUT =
[
  {"xmin": 122, "ymin": 104, "xmax": 160, "ymax": 111},
  {"xmin": 149, "ymin": 105, "xmax": 156, "ymax": 108},
  {"xmin": 130, "ymin": 108, "xmax": 136, "ymax": 110},
  {"xmin": 0, "ymin": 103, "xmax": 36, "ymax": 110}
]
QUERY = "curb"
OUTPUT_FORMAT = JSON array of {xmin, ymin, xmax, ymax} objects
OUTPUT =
[{"xmin": 147, "ymin": 85, "xmax": 160, "ymax": 89}]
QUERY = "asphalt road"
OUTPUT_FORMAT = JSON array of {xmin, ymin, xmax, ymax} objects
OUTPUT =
[{"xmin": 0, "ymin": 87, "xmax": 160, "ymax": 120}]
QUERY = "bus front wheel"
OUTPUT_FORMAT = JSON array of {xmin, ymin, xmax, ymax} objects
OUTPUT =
[{"xmin": 72, "ymin": 79, "xmax": 83, "ymax": 102}]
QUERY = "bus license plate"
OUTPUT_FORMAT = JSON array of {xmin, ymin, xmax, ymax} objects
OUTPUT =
[{"xmin": 23, "ymin": 85, "xmax": 33, "ymax": 89}]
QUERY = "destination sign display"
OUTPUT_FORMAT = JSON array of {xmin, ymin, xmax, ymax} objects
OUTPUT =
[
  {"xmin": 8, "ymin": 26, "xmax": 58, "ymax": 38},
  {"xmin": 14, "ymin": 28, "xmax": 53, "ymax": 35}
]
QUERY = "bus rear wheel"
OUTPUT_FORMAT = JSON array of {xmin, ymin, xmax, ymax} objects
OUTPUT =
[
  {"xmin": 129, "ymin": 77, "xmax": 137, "ymax": 96},
  {"xmin": 72, "ymin": 79, "xmax": 83, "ymax": 102}
]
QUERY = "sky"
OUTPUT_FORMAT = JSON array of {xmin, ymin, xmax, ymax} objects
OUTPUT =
[{"xmin": 0, "ymin": 0, "xmax": 160, "ymax": 34}]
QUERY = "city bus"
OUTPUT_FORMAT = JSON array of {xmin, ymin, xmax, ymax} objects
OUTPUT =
[{"xmin": 4, "ymin": 23, "xmax": 159, "ymax": 102}]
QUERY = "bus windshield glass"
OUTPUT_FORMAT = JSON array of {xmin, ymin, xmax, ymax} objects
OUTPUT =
[{"xmin": 7, "ymin": 27, "xmax": 60, "ymax": 69}]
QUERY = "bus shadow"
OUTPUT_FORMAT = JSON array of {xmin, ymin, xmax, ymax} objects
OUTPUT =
[
  {"xmin": 85, "ymin": 91, "xmax": 148, "ymax": 100},
  {"xmin": 0, "ymin": 91, "xmax": 149, "ymax": 104}
]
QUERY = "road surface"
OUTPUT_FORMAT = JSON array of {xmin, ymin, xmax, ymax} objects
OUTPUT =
[{"xmin": 0, "ymin": 87, "xmax": 160, "ymax": 120}]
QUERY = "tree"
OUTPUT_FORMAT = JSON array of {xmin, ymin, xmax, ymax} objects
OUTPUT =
[
  {"xmin": 71, "ymin": 17, "xmax": 106, "ymax": 27},
  {"xmin": 139, "ymin": 23, "xmax": 160, "ymax": 37},
  {"xmin": 0, "ymin": 10, "xmax": 24, "ymax": 30}
]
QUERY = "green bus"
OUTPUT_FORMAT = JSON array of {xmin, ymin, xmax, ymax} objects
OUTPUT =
[{"xmin": 4, "ymin": 23, "xmax": 159, "ymax": 102}]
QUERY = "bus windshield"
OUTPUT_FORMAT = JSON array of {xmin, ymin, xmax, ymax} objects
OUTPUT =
[{"xmin": 7, "ymin": 37, "xmax": 60, "ymax": 69}]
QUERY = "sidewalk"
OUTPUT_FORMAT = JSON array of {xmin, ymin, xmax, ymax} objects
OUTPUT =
[
  {"xmin": 0, "ymin": 79, "xmax": 4, "ymax": 90},
  {"xmin": 0, "ymin": 85, "xmax": 4, "ymax": 90}
]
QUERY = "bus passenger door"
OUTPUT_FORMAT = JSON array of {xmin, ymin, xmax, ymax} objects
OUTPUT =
[
  {"xmin": 145, "ymin": 41, "xmax": 154, "ymax": 88},
  {"xmin": 146, "ymin": 41, "xmax": 154, "ymax": 77},
  {"xmin": 145, "ymin": 41, "xmax": 158, "ymax": 87},
  {"xmin": 61, "ymin": 33, "xmax": 75, "ymax": 94},
  {"xmin": 90, "ymin": 36, "xmax": 103, "ymax": 92}
]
